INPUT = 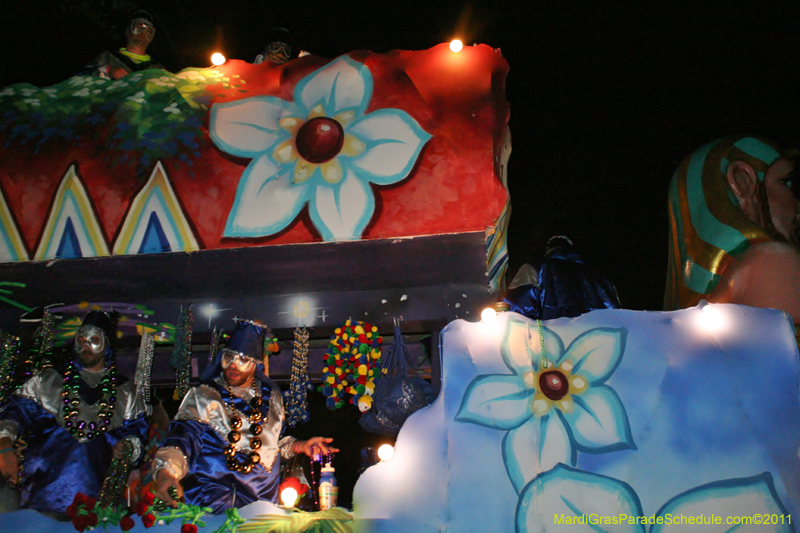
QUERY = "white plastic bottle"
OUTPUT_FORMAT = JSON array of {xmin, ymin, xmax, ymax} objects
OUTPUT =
[{"xmin": 318, "ymin": 462, "xmax": 338, "ymax": 510}]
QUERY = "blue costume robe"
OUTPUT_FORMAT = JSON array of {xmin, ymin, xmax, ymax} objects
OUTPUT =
[
  {"xmin": 503, "ymin": 243, "xmax": 621, "ymax": 320},
  {"xmin": 0, "ymin": 367, "xmax": 149, "ymax": 514},
  {"xmin": 154, "ymin": 377, "xmax": 298, "ymax": 514}
]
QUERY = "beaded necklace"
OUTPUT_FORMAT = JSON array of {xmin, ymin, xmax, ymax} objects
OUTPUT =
[
  {"xmin": 221, "ymin": 380, "xmax": 265, "ymax": 474},
  {"xmin": 61, "ymin": 359, "xmax": 117, "ymax": 440}
]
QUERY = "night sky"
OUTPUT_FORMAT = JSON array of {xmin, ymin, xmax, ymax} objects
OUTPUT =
[{"xmin": 3, "ymin": 2, "xmax": 800, "ymax": 311}]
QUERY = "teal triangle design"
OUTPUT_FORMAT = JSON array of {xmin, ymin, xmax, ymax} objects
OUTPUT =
[
  {"xmin": 56, "ymin": 218, "xmax": 82, "ymax": 259},
  {"xmin": 138, "ymin": 211, "xmax": 172, "ymax": 254}
]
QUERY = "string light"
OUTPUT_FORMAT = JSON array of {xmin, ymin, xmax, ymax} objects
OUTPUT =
[{"xmin": 450, "ymin": 39, "xmax": 463, "ymax": 53}]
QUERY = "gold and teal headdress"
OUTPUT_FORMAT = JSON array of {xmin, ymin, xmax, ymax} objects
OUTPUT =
[{"xmin": 664, "ymin": 135, "xmax": 783, "ymax": 310}]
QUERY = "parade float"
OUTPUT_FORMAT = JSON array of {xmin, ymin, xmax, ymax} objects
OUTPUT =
[
  {"xmin": 0, "ymin": 42, "xmax": 511, "ymax": 336},
  {"xmin": 1, "ymin": 40, "xmax": 800, "ymax": 533}
]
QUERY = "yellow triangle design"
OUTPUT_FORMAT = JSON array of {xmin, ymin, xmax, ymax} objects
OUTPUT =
[
  {"xmin": 34, "ymin": 165, "xmax": 109, "ymax": 261},
  {"xmin": 0, "ymin": 188, "xmax": 29, "ymax": 262},
  {"xmin": 113, "ymin": 161, "xmax": 199, "ymax": 255}
]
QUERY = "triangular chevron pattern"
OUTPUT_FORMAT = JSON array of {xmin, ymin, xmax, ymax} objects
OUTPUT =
[
  {"xmin": 0, "ymin": 187, "xmax": 29, "ymax": 262},
  {"xmin": 34, "ymin": 165, "xmax": 109, "ymax": 260},
  {"xmin": 113, "ymin": 161, "xmax": 199, "ymax": 256}
]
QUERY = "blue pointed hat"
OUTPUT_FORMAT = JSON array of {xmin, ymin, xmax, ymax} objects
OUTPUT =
[
  {"xmin": 201, "ymin": 318, "xmax": 269, "ymax": 382},
  {"xmin": 227, "ymin": 319, "xmax": 266, "ymax": 360}
]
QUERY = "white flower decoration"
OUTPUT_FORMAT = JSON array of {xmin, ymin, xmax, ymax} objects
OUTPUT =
[
  {"xmin": 127, "ymin": 91, "xmax": 146, "ymax": 103},
  {"xmin": 68, "ymin": 76, "xmax": 91, "ymax": 86},
  {"xmin": 456, "ymin": 315, "xmax": 634, "ymax": 494},
  {"xmin": 73, "ymin": 88, "xmax": 91, "ymax": 97},
  {"xmin": 210, "ymin": 55, "xmax": 431, "ymax": 241},
  {"xmin": 163, "ymin": 102, "xmax": 180, "ymax": 114},
  {"xmin": 23, "ymin": 98, "xmax": 41, "ymax": 107}
]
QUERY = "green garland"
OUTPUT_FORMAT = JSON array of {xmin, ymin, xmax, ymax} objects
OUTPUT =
[
  {"xmin": 239, "ymin": 508, "xmax": 353, "ymax": 533},
  {"xmin": 67, "ymin": 489, "xmax": 352, "ymax": 533}
]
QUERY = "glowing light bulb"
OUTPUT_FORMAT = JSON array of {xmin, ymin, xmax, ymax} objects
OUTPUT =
[
  {"xmin": 377, "ymin": 444, "xmax": 395, "ymax": 461},
  {"xmin": 450, "ymin": 39, "xmax": 463, "ymax": 53},
  {"xmin": 481, "ymin": 307, "xmax": 497, "ymax": 322},
  {"xmin": 211, "ymin": 53, "xmax": 226, "ymax": 66},
  {"xmin": 280, "ymin": 487, "xmax": 298, "ymax": 507},
  {"xmin": 698, "ymin": 304, "xmax": 726, "ymax": 333}
]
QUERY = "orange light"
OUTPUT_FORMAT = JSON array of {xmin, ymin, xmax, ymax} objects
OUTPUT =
[
  {"xmin": 449, "ymin": 39, "xmax": 463, "ymax": 53},
  {"xmin": 211, "ymin": 53, "xmax": 226, "ymax": 66}
]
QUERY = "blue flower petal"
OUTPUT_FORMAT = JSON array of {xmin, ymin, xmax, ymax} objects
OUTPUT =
[
  {"xmin": 652, "ymin": 473, "xmax": 793, "ymax": 533},
  {"xmin": 516, "ymin": 464, "xmax": 645, "ymax": 533},
  {"xmin": 501, "ymin": 316, "xmax": 564, "ymax": 376},
  {"xmin": 560, "ymin": 327, "xmax": 627, "ymax": 384},
  {"xmin": 502, "ymin": 415, "xmax": 573, "ymax": 494},
  {"xmin": 455, "ymin": 374, "xmax": 533, "ymax": 430},
  {"xmin": 562, "ymin": 385, "xmax": 636, "ymax": 453}
]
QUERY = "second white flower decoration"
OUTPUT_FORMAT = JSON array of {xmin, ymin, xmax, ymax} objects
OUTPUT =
[
  {"xmin": 456, "ymin": 315, "xmax": 635, "ymax": 494},
  {"xmin": 210, "ymin": 55, "xmax": 432, "ymax": 241}
]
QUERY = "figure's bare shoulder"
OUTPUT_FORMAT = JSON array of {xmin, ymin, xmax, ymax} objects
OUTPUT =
[{"xmin": 710, "ymin": 241, "xmax": 800, "ymax": 323}]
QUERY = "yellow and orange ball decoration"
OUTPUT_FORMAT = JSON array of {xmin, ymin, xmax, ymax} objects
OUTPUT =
[{"xmin": 319, "ymin": 320, "xmax": 382, "ymax": 410}]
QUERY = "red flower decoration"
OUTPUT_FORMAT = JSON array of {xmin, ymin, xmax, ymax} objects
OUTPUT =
[
  {"xmin": 83, "ymin": 497, "xmax": 97, "ymax": 511},
  {"xmin": 120, "ymin": 516, "xmax": 135, "ymax": 531},
  {"xmin": 65, "ymin": 503, "xmax": 78, "ymax": 519},
  {"xmin": 73, "ymin": 493, "xmax": 88, "ymax": 505},
  {"xmin": 181, "ymin": 524, "xmax": 198, "ymax": 533},
  {"xmin": 86, "ymin": 513, "xmax": 98, "ymax": 527},
  {"xmin": 142, "ymin": 513, "xmax": 156, "ymax": 528},
  {"xmin": 142, "ymin": 490, "xmax": 156, "ymax": 506},
  {"xmin": 71, "ymin": 515, "xmax": 89, "ymax": 532},
  {"xmin": 135, "ymin": 500, "xmax": 149, "ymax": 516},
  {"xmin": 279, "ymin": 476, "xmax": 310, "ymax": 496}
]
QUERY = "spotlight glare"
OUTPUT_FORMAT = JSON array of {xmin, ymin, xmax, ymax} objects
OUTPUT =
[
  {"xmin": 450, "ymin": 39, "xmax": 463, "ymax": 53},
  {"xmin": 481, "ymin": 307, "xmax": 497, "ymax": 322},
  {"xmin": 377, "ymin": 444, "xmax": 395, "ymax": 461},
  {"xmin": 280, "ymin": 487, "xmax": 298, "ymax": 507},
  {"xmin": 698, "ymin": 304, "xmax": 726, "ymax": 333},
  {"xmin": 211, "ymin": 53, "xmax": 226, "ymax": 66}
]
